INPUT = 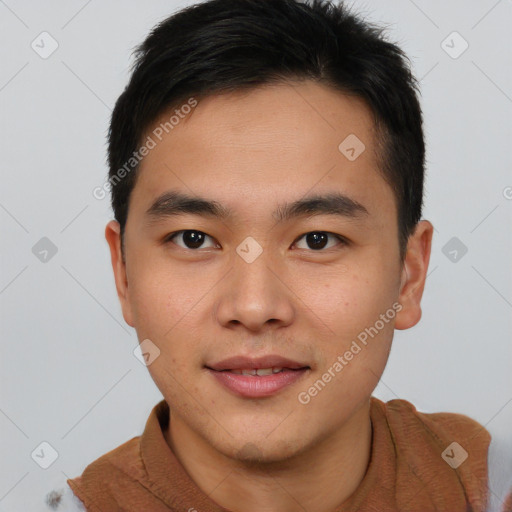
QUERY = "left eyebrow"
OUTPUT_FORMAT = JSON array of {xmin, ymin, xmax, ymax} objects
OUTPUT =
[
  {"xmin": 144, "ymin": 190, "xmax": 369, "ymax": 225},
  {"xmin": 273, "ymin": 192, "xmax": 369, "ymax": 222}
]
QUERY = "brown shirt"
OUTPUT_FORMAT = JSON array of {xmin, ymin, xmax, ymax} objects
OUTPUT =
[{"xmin": 67, "ymin": 397, "xmax": 491, "ymax": 512}]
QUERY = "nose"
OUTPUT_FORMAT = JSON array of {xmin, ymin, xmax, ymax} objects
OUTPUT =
[{"xmin": 214, "ymin": 247, "xmax": 295, "ymax": 333}]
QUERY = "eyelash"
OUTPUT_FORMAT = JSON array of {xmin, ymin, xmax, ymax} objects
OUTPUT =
[{"xmin": 163, "ymin": 230, "xmax": 349, "ymax": 251}]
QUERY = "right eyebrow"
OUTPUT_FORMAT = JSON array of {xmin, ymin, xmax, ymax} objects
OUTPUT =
[{"xmin": 145, "ymin": 191, "xmax": 232, "ymax": 224}]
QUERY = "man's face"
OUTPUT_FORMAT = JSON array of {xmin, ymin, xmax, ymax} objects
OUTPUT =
[{"xmin": 108, "ymin": 80, "xmax": 412, "ymax": 462}]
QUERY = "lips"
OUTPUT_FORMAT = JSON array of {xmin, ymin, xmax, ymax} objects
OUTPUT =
[
  {"xmin": 205, "ymin": 355, "xmax": 310, "ymax": 398},
  {"xmin": 205, "ymin": 355, "xmax": 309, "ymax": 372}
]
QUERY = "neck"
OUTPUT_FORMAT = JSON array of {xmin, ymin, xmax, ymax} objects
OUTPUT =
[{"xmin": 164, "ymin": 400, "xmax": 373, "ymax": 512}]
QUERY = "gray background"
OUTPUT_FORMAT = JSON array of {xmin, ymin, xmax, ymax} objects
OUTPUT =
[{"xmin": 1, "ymin": 0, "xmax": 511, "ymax": 510}]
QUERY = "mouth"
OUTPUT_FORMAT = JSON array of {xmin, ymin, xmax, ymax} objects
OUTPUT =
[
  {"xmin": 205, "ymin": 355, "xmax": 311, "ymax": 398},
  {"xmin": 220, "ymin": 367, "xmax": 298, "ymax": 376},
  {"xmin": 206, "ymin": 354, "xmax": 309, "ymax": 371}
]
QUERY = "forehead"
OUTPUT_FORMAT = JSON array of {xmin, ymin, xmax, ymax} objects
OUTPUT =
[{"xmin": 132, "ymin": 80, "xmax": 394, "ymax": 222}]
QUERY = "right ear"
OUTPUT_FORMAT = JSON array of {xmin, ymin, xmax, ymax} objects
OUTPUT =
[{"xmin": 105, "ymin": 220, "xmax": 135, "ymax": 328}]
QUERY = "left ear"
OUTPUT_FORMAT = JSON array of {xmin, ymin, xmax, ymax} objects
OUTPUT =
[{"xmin": 394, "ymin": 220, "xmax": 434, "ymax": 330}]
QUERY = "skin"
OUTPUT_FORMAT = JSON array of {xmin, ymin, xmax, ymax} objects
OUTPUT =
[{"xmin": 105, "ymin": 80, "xmax": 433, "ymax": 512}]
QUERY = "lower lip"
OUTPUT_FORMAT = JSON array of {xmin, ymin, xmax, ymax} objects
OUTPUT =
[{"xmin": 207, "ymin": 368, "xmax": 309, "ymax": 398}]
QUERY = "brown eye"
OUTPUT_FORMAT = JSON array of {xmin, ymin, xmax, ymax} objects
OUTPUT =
[
  {"xmin": 294, "ymin": 232, "xmax": 347, "ymax": 251},
  {"xmin": 166, "ymin": 230, "xmax": 218, "ymax": 250}
]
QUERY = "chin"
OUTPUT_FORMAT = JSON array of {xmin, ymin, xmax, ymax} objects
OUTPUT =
[{"xmin": 220, "ymin": 436, "xmax": 307, "ymax": 467}]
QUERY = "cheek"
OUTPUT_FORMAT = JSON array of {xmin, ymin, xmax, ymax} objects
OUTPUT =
[
  {"xmin": 291, "ymin": 260, "xmax": 399, "ymax": 386},
  {"xmin": 294, "ymin": 263, "xmax": 396, "ymax": 333},
  {"xmin": 127, "ymin": 257, "xmax": 206, "ymax": 336},
  {"xmin": 127, "ymin": 260, "xmax": 212, "ymax": 381}
]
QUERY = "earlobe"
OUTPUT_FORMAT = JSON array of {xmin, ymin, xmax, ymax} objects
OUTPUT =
[
  {"xmin": 394, "ymin": 220, "xmax": 433, "ymax": 330},
  {"xmin": 105, "ymin": 220, "xmax": 135, "ymax": 328}
]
